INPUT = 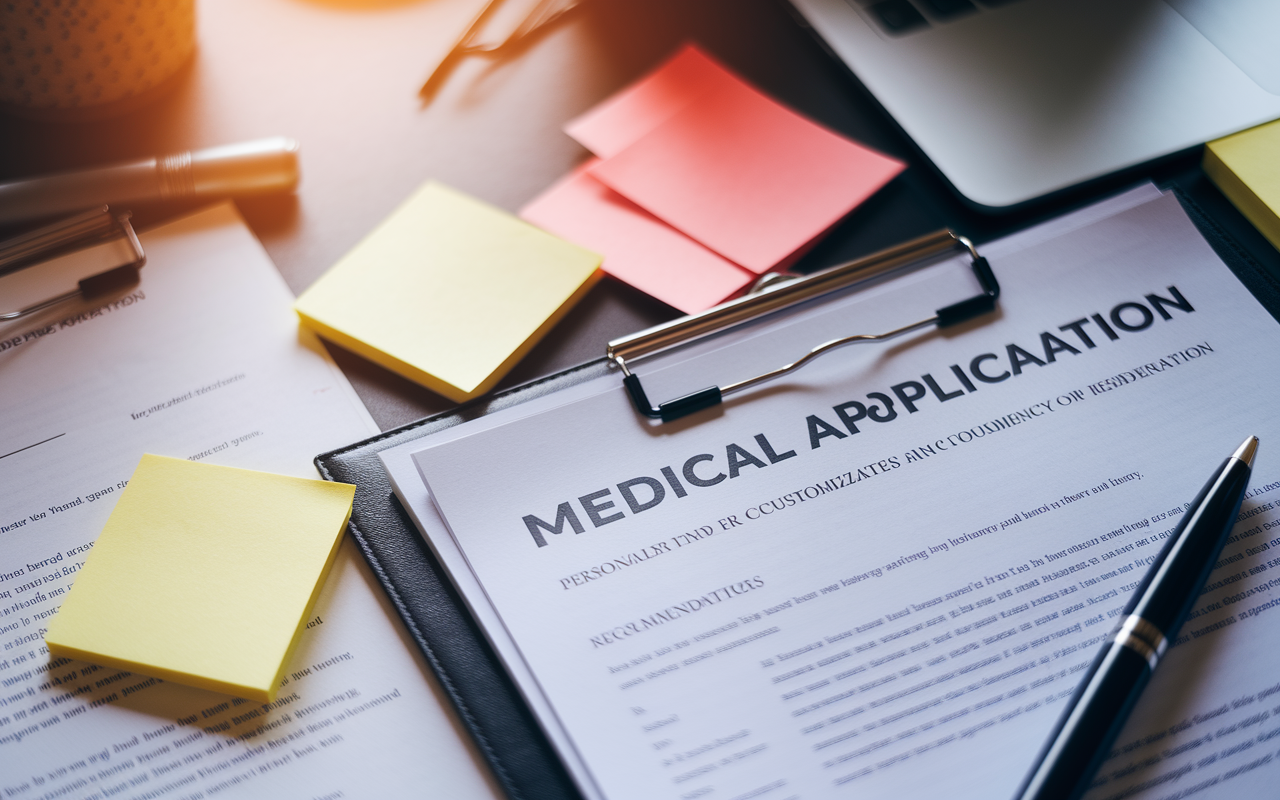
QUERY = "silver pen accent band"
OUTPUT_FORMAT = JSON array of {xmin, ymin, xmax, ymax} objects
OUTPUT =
[
  {"xmin": 1112, "ymin": 615, "xmax": 1168, "ymax": 671},
  {"xmin": 158, "ymin": 151, "xmax": 196, "ymax": 199}
]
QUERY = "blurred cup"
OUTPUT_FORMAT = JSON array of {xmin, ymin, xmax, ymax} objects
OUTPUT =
[{"xmin": 0, "ymin": 0, "xmax": 197, "ymax": 120}]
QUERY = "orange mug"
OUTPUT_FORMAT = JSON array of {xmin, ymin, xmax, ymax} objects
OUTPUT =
[{"xmin": 0, "ymin": 0, "xmax": 196, "ymax": 120}]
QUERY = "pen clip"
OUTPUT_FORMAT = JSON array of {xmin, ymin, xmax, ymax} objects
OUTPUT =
[
  {"xmin": 0, "ymin": 207, "xmax": 146, "ymax": 323},
  {"xmin": 608, "ymin": 230, "xmax": 999, "ymax": 423}
]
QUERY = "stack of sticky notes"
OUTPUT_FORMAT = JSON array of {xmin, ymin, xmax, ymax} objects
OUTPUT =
[
  {"xmin": 520, "ymin": 44, "xmax": 905, "ymax": 314},
  {"xmin": 1205, "ymin": 119, "xmax": 1280, "ymax": 252},
  {"xmin": 45, "ymin": 455, "xmax": 357, "ymax": 702},
  {"xmin": 294, "ymin": 182, "xmax": 602, "ymax": 402}
]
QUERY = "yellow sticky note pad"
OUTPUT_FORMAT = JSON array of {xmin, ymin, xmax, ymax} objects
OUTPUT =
[
  {"xmin": 45, "ymin": 455, "xmax": 356, "ymax": 702},
  {"xmin": 293, "ymin": 181, "xmax": 603, "ymax": 402},
  {"xmin": 1205, "ymin": 119, "xmax": 1280, "ymax": 252}
]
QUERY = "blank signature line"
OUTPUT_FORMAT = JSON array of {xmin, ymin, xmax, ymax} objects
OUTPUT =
[{"xmin": 0, "ymin": 433, "xmax": 66, "ymax": 460}]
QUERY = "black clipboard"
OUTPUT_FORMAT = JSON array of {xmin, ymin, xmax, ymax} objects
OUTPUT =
[{"xmin": 315, "ymin": 184, "xmax": 1280, "ymax": 800}]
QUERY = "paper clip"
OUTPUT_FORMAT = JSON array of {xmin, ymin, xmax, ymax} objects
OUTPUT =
[
  {"xmin": 0, "ymin": 206, "xmax": 145, "ymax": 323},
  {"xmin": 608, "ymin": 230, "xmax": 1000, "ymax": 422},
  {"xmin": 419, "ymin": 0, "xmax": 585, "ymax": 104}
]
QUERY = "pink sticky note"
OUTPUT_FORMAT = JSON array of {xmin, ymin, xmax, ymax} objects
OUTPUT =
[
  {"xmin": 565, "ymin": 44, "xmax": 741, "ymax": 159},
  {"xmin": 587, "ymin": 73, "xmax": 906, "ymax": 274},
  {"xmin": 520, "ymin": 161, "xmax": 755, "ymax": 315}
]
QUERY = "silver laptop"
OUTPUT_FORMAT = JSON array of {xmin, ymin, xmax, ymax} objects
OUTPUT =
[{"xmin": 788, "ymin": 0, "xmax": 1280, "ymax": 209}]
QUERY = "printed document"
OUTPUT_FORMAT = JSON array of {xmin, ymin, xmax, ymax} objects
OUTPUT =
[
  {"xmin": 0, "ymin": 205, "xmax": 500, "ymax": 799},
  {"xmin": 409, "ymin": 192, "xmax": 1280, "ymax": 800}
]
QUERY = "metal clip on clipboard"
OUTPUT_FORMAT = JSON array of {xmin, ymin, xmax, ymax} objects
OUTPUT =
[
  {"xmin": 0, "ymin": 206, "xmax": 145, "ymax": 322},
  {"xmin": 608, "ymin": 229, "xmax": 999, "ymax": 423}
]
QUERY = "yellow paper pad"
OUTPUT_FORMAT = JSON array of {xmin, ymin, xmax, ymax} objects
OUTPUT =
[
  {"xmin": 293, "ymin": 181, "xmax": 603, "ymax": 402},
  {"xmin": 45, "ymin": 455, "xmax": 356, "ymax": 702},
  {"xmin": 1205, "ymin": 119, "xmax": 1280, "ymax": 252}
]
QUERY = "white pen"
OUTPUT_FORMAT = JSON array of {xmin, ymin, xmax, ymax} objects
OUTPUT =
[{"xmin": 0, "ymin": 137, "xmax": 300, "ymax": 224}]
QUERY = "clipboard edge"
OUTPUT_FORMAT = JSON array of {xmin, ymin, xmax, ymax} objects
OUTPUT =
[{"xmin": 315, "ymin": 359, "xmax": 609, "ymax": 800}]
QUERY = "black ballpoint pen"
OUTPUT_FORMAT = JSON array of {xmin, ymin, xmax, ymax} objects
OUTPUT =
[{"xmin": 1013, "ymin": 435, "xmax": 1259, "ymax": 800}]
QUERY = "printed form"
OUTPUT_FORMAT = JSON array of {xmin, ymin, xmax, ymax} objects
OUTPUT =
[
  {"xmin": 408, "ymin": 192, "xmax": 1280, "ymax": 800},
  {"xmin": 0, "ymin": 205, "xmax": 501, "ymax": 799}
]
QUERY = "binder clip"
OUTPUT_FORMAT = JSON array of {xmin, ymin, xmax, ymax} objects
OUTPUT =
[
  {"xmin": 608, "ymin": 230, "xmax": 999, "ymax": 423},
  {"xmin": 0, "ymin": 206, "xmax": 145, "ymax": 323}
]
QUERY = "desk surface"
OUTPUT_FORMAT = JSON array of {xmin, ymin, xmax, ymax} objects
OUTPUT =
[{"xmin": 0, "ymin": 0, "xmax": 1263, "ymax": 430}]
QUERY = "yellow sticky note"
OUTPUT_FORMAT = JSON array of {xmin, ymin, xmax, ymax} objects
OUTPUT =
[
  {"xmin": 45, "ymin": 455, "xmax": 356, "ymax": 702},
  {"xmin": 1205, "ymin": 118, "xmax": 1280, "ymax": 252},
  {"xmin": 293, "ymin": 181, "xmax": 603, "ymax": 402}
]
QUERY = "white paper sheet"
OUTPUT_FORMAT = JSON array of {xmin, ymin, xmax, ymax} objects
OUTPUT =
[
  {"xmin": 408, "ymin": 191, "xmax": 1280, "ymax": 800},
  {"xmin": 380, "ymin": 184, "xmax": 1166, "ymax": 800},
  {"xmin": 0, "ymin": 204, "xmax": 501, "ymax": 800}
]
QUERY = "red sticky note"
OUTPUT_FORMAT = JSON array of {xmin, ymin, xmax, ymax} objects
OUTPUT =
[
  {"xmin": 520, "ymin": 161, "xmax": 755, "ymax": 315},
  {"xmin": 585, "ymin": 55, "xmax": 905, "ymax": 273},
  {"xmin": 565, "ymin": 44, "xmax": 739, "ymax": 159}
]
